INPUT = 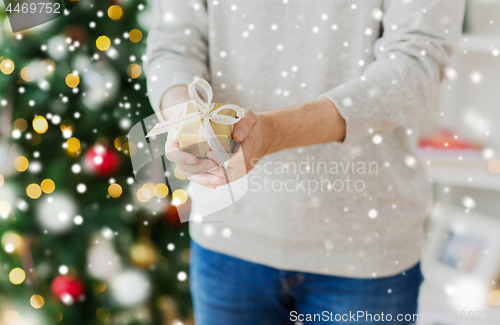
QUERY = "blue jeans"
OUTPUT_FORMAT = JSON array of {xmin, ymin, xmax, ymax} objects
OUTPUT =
[{"xmin": 190, "ymin": 240, "xmax": 424, "ymax": 325}]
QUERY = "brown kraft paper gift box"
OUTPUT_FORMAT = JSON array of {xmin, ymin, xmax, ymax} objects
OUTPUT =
[{"xmin": 177, "ymin": 101, "xmax": 238, "ymax": 159}]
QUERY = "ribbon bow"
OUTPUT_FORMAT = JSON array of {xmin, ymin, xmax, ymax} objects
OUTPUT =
[{"xmin": 146, "ymin": 78, "xmax": 244, "ymax": 166}]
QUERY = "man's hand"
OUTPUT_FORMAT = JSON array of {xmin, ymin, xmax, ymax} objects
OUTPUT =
[
  {"xmin": 160, "ymin": 85, "xmax": 346, "ymax": 189},
  {"xmin": 186, "ymin": 109, "xmax": 273, "ymax": 186},
  {"xmin": 164, "ymin": 104, "xmax": 219, "ymax": 189}
]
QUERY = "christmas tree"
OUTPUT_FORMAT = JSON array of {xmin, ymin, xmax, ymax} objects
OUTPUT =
[{"xmin": 0, "ymin": 1, "xmax": 193, "ymax": 324}]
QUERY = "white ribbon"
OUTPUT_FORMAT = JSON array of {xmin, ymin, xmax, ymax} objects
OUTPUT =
[{"xmin": 146, "ymin": 78, "xmax": 244, "ymax": 166}]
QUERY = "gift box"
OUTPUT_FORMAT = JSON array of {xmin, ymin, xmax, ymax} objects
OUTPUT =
[
  {"xmin": 178, "ymin": 101, "xmax": 238, "ymax": 159},
  {"xmin": 146, "ymin": 78, "xmax": 244, "ymax": 165}
]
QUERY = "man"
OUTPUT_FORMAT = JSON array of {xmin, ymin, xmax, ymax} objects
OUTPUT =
[{"xmin": 145, "ymin": 0, "xmax": 465, "ymax": 324}]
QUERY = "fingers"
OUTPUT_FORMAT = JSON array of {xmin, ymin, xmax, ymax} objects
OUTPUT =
[
  {"xmin": 232, "ymin": 109, "xmax": 258, "ymax": 142},
  {"xmin": 205, "ymin": 166, "xmax": 244, "ymax": 183},
  {"xmin": 207, "ymin": 147, "xmax": 246, "ymax": 171},
  {"xmin": 179, "ymin": 158, "xmax": 217, "ymax": 174},
  {"xmin": 187, "ymin": 172, "xmax": 225, "ymax": 189}
]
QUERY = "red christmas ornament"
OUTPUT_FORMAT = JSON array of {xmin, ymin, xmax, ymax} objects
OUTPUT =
[
  {"xmin": 51, "ymin": 275, "xmax": 85, "ymax": 305},
  {"xmin": 84, "ymin": 144, "xmax": 121, "ymax": 177}
]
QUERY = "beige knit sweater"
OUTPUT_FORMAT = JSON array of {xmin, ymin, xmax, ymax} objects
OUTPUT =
[{"xmin": 145, "ymin": 0, "xmax": 465, "ymax": 277}]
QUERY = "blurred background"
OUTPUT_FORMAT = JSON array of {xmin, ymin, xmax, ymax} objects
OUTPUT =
[
  {"xmin": 417, "ymin": 0, "xmax": 500, "ymax": 324},
  {"xmin": 0, "ymin": 0, "xmax": 499, "ymax": 324},
  {"xmin": 0, "ymin": 0, "xmax": 194, "ymax": 324}
]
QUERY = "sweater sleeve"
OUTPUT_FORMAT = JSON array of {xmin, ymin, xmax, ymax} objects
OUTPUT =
[
  {"xmin": 145, "ymin": 0, "xmax": 209, "ymax": 119},
  {"xmin": 319, "ymin": 0, "xmax": 465, "ymax": 145}
]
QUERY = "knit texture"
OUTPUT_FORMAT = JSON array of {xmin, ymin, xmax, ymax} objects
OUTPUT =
[{"xmin": 145, "ymin": 0, "xmax": 465, "ymax": 278}]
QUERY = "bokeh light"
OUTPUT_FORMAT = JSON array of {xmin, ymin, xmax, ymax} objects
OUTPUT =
[
  {"xmin": 33, "ymin": 116, "xmax": 49, "ymax": 134},
  {"xmin": 40, "ymin": 59, "xmax": 55, "ymax": 74},
  {"xmin": 66, "ymin": 137, "xmax": 81, "ymax": 153},
  {"xmin": 0, "ymin": 201, "xmax": 10, "ymax": 215},
  {"xmin": 108, "ymin": 5, "xmax": 123, "ymax": 20},
  {"xmin": 136, "ymin": 187, "xmax": 152, "ymax": 203},
  {"xmin": 122, "ymin": 142, "xmax": 137, "ymax": 156},
  {"xmin": 127, "ymin": 63, "xmax": 141, "ymax": 78},
  {"xmin": 96, "ymin": 308, "xmax": 110, "ymax": 321},
  {"xmin": 26, "ymin": 183, "xmax": 42, "ymax": 199},
  {"xmin": 489, "ymin": 290, "xmax": 500, "ymax": 306},
  {"xmin": 489, "ymin": 159, "xmax": 500, "ymax": 174},
  {"xmin": 60, "ymin": 119, "xmax": 75, "ymax": 134},
  {"xmin": 114, "ymin": 136, "xmax": 127, "ymax": 151},
  {"xmin": 2, "ymin": 231, "xmax": 22, "ymax": 253},
  {"xmin": 0, "ymin": 58, "xmax": 15, "ymax": 74},
  {"xmin": 96, "ymin": 36, "xmax": 111, "ymax": 51},
  {"xmin": 20, "ymin": 66, "xmax": 35, "ymax": 82},
  {"xmin": 41, "ymin": 179, "xmax": 55, "ymax": 194},
  {"xmin": 9, "ymin": 267, "xmax": 26, "ymax": 284},
  {"xmin": 155, "ymin": 184, "xmax": 169, "ymax": 198},
  {"xmin": 54, "ymin": 311, "xmax": 63, "ymax": 322},
  {"xmin": 172, "ymin": 189, "xmax": 188, "ymax": 205},
  {"xmin": 3, "ymin": 310, "xmax": 19, "ymax": 323},
  {"xmin": 174, "ymin": 166, "xmax": 186, "ymax": 180},
  {"xmin": 129, "ymin": 29, "xmax": 142, "ymax": 43},
  {"xmin": 65, "ymin": 73, "xmax": 80, "ymax": 88},
  {"xmin": 108, "ymin": 183, "xmax": 122, "ymax": 198},
  {"xmin": 30, "ymin": 294, "xmax": 45, "ymax": 308},
  {"xmin": 14, "ymin": 156, "xmax": 29, "ymax": 172},
  {"xmin": 14, "ymin": 118, "xmax": 28, "ymax": 131},
  {"xmin": 27, "ymin": 133, "xmax": 42, "ymax": 146},
  {"xmin": 143, "ymin": 183, "xmax": 155, "ymax": 196}
]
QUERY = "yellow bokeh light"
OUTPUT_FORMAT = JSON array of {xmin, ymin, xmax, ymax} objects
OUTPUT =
[
  {"xmin": 96, "ymin": 308, "xmax": 110, "ymax": 322},
  {"xmin": 129, "ymin": 29, "xmax": 143, "ymax": 43},
  {"xmin": 108, "ymin": 5, "xmax": 123, "ymax": 20},
  {"xmin": 2, "ymin": 231, "xmax": 22, "ymax": 252},
  {"xmin": 96, "ymin": 36, "xmax": 111, "ymax": 51},
  {"xmin": 127, "ymin": 63, "xmax": 142, "ymax": 79},
  {"xmin": 26, "ymin": 183, "xmax": 42, "ymax": 199},
  {"xmin": 66, "ymin": 137, "xmax": 81, "ymax": 153},
  {"xmin": 14, "ymin": 156, "xmax": 29, "ymax": 172},
  {"xmin": 41, "ymin": 59, "xmax": 55, "ymax": 74},
  {"xmin": 9, "ymin": 267, "xmax": 26, "ymax": 284},
  {"xmin": 0, "ymin": 201, "xmax": 10, "ymax": 215},
  {"xmin": 489, "ymin": 159, "xmax": 500, "ymax": 174},
  {"xmin": 20, "ymin": 66, "xmax": 35, "ymax": 82},
  {"xmin": 114, "ymin": 136, "xmax": 127, "ymax": 151},
  {"xmin": 93, "ymin": 281, "xmax": 107, "ymax": 293},
  {"xmin": 1, "ymin": 59, "xmax": 15, "ymax": 74},
  {"xmin": 122, "ymin": 142, "xmax": 137, "ymax": 156},
  {"xmin": 174, "ymin": 166, "xmax": 186, "ymax": 180},
  {"xmin": 155, "ymin": 184, "xmax": 169, "ymax": 198},
  {"xmin": 14, "ymin": 118, "xmax": 28, "ymax": 131},
  {"xmin": 41, "ymin": 179, "xmax": 55, "ymax": 194},
  {"xmin": 30, "ymin": 294, "xmax": 45, "ymax": 308},
  {"xmin": 0, "ymin": 175, "xmax": 4, "ymax": 187},
  {"xmin": 136, "ymin": 187, "xmax": 152, "ymax": 203},
  {"xmin": 143, "ymin": 183, "xmax": 155, "ymax": 195},
  {"xmin": 33, "ymin": 116, "xmax": 49, "ymax": 134},
  {"xmin": 54, "ymin": 311, "xmax": 63, "ymax": 323},
  {"xmin": 68, "ymin": 148, "xmax": 81, "ymax": 158},
  {"xmin": 65, "ymin": 73, "xmax": 80, "ymax": 88},
  {"xmin": 489, "ymin": 290, "xmax": 500, "ymax": 306},
  {"xmin": 4, "ymin": 310, "xmax": 19, "ymax": 324},
  {"xmin": 108, "ymin": 183, "xmax": 122, "ymax": 198},
  {"xmin": 172, "ymin": 189, "xmax": 188, "ymax": 205}
]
